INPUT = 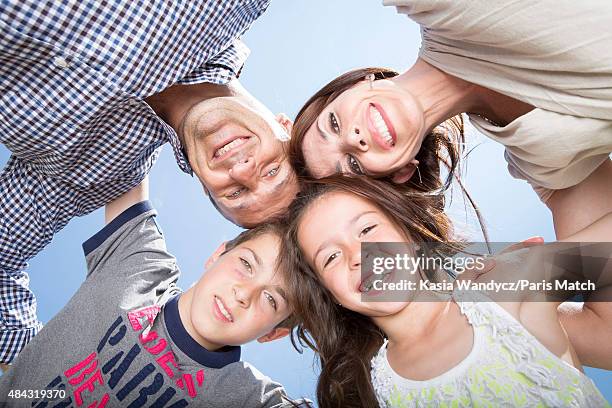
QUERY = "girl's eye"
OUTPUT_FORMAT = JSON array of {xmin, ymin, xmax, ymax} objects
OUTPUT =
[
  {"xmin": 360, "ymin": 225, "xmax": 377, "ymax": 237},
  {"xmin": 227, "ymin": 187, "xmax": 246, "ymax": 199},
  {"xmin": 329, "ymin": 112, "xmax": 340, "ymax": 133},
  {"xmin": 324, "ymin": 251, "xmax": 340, "ymax": 268},
  {"xmin": 264, "ymin": 292, "xmax": 277, "ymax": 310},
  {"xmin": 347, "ymin": 155, "xmax": 364, "ymax": 175},
  {"xmin": 239, "ymin": 257, "xmax": 252, "ymax": 275},
  {"xmin": 266, "ymin": 166, "xmax": 279, "ymax": 177}
]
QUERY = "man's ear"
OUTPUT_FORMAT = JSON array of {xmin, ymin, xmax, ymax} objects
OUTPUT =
[
  {"xmin": 391, "ymin": 161, "xmax": 418, "ymax": 184},
  {"xmin": 256, "ymin": 326, "xmax": 290, "ymax": 343},
  {"xmin": 276, "ymin": 113, "xmax": 293, "ymax": 136},
  {"xmin": 205, "ymin": 242, "xmax": 227, "ymax": 270}
]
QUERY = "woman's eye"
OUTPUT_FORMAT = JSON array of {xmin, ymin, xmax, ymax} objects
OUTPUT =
[
  {"xmin": 239, "ymin": 257, "xmax": 252, "ymax": 274},
  {"xmin": 329, "ymin": 112, "xmax": 340, "ymax": 133},
  {"xmin": 227, "ymin": 187, "xmax": 246, "ymax": 199},
  {"xmin": 360, "ymin": 225, "xmax": 377, "ymax": 237},
  {"xmin": 324, "ymin": 252, "xmax": 340, "ymax": 268},
  {"xmin": 347, "ymin": 155, "xmax": 364, "ymax": 175},
  {"xmin": 266, "ymin": 166, "xmax": 279, "ymax": 177},
  {"xmin": 264, "ymin": 292, "xmax": 277, "ymax": 310}
]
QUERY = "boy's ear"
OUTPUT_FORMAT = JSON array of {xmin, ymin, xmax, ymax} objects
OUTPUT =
[
  {"xmin": 256, "ymin": 327, "xmax": 290, "ymax": 344},
  {"xmin": 205, "ymin": 242, "xmax": 227, "ymax": 270},
  {"xmin": 275, "ymin": 113, "xmax": 293, "ymax": 135},
  {"xmin": 391, "ymin": 160, "xmax": 419, "ymax": 184}
]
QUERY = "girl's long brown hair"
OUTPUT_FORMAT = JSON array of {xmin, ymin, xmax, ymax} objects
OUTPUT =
[{"xmin": 281, "ymin": 175, "xmax": 456, "ymax": 408}]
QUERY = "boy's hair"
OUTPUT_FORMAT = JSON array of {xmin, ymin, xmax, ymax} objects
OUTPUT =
[{"xmin": 223, "ymin": 222, "xmax": 298, "ymax": 330}]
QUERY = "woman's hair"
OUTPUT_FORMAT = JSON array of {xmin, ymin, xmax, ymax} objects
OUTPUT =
[
  {"xmin": 280, "ymin": 175, "xmax": 456, "ymax": 408},
  {"xmin": 289, "ymin": 67, "xmax": 465, "ymax": 195}
]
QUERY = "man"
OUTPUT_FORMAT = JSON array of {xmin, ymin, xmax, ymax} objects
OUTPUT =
[{"xmin": 0, "ymin": 0, "xmax": 299, "ymax": 367}]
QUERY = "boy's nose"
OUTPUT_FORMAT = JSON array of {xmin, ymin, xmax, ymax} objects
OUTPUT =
[{"xmin": 233, "ymin": 286, "xmax": 251, "ymax": 308}]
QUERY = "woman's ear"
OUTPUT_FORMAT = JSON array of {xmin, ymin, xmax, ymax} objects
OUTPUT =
[
  {"xmin": 276, "ymin": 113, "xmax": 293, "ymax": 135},
  {"xmin": 257, "ymin": 326, "xmax": 290, "ymax": 343},
  {"xmin": 205, "ymin": 242, "xmax": 227, "ymax": 270},
  {"xmin": 391, "ymin": 161, "xmax": 418, "ymax": 184}
]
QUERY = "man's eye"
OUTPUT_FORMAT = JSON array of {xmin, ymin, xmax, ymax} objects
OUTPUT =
[
  {"xmin": 264, "ymin": 292, "xmax": 277, "ymax": 310},
  {"xmin": 266, "ymin": 166, "xmax": 279, "ymax": 177},
  {"xmin": 359, "ymin": 225, "xmax": 377, "ymax": 237},
  {"xmin": 239, "ymin": 257, "xmax": 252, "ymax": 274},
  {"xmin": 227, "ymin": 187, "xmax": 246, "ymax": 199},
  {"xmin": 347, "ymin": 155, "xmax": 364, "ymax": 175},
  {"xmin": 329, "ymin": 112, "xmax": 340, "ymax": 133},
  {"xmin": 324, "ymin": 252, "xmax": 340, "ymax": 268}
]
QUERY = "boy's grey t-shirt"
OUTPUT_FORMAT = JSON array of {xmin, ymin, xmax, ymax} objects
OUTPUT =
[{"xmin": 0, "ymin": 201, "xmax": 294, "ymax": 408}]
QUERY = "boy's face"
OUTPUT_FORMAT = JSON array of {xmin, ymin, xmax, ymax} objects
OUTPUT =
[{"xmin": 183, "ymin": 232, "xmax": 291, "ymax": 350}]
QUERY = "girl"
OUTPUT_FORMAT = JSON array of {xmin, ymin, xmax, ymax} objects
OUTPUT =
[
  {"xmin": 281, "ymin": 175, "xmax": 610, "ymax": 407},
  {"xmin": 289, "ymin": 0, "xmax": 612, "ymax": 241}
]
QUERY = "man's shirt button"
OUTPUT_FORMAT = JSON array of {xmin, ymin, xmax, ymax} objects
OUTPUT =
[{"xmin": 53, "ymin": 56, "xmax": 69, "ymax": 68}]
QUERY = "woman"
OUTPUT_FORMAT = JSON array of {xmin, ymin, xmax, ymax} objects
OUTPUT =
[
  {"xmin": 290, "ymin": 0, "xmax": 612, "ymax": 240},
  {"xmin": 281, "ymin": 175, "xmax": 610, "ymax": 407}
]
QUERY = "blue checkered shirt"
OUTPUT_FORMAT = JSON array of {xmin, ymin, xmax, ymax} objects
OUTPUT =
[{"xmin": 0, "ymin": 0, "xmax": 270, "ymax": 363}]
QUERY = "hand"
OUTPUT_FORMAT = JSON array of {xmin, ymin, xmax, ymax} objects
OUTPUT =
[
  {"xmin": 0, "ymin": 363, "xmax": 9, "ymax": 374},
  {"xmin": 459, "ymin": 236, "xmax": 545, "ymax": 281}
]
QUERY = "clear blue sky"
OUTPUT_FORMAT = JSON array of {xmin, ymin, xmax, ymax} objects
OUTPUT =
[{"xmin": 1, "ymin": 0, "xmax": 609, "ymax": 404}]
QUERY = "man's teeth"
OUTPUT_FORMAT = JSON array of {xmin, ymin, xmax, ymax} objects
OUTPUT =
[
  {"xmin": 214, "ymin": 137, "xmax": 249, "ymax": 158},
  {"xmin": 371, "ymin": 106, "xmax": 394, "ymax": 146},
  {"xmin": 215, "ymin": 297, "xmax": 233, "ymax": 322}
]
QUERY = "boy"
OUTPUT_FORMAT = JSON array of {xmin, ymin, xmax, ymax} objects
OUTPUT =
[{"xmin": 0, "ymin": 178, "xmax": 304, "ymax": 407}]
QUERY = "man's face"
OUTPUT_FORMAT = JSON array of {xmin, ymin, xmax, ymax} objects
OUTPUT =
[
  {"xmin": 181, "ymin": 96, "xmax": 299, "ymax": 227},
  {"xmin": 186, "ymin": 233, "xmax": 291, "ymax": 348}
]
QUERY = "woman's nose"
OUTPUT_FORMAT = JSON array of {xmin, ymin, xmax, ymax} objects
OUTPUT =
[{"xmin": 345, "ymin": 126, "xmax": 369, "ymax": 152}]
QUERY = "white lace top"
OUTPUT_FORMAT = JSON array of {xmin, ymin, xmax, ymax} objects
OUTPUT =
[{"xmin": 371, "ymin": 294, "xmax": 609, "ymax": 407}]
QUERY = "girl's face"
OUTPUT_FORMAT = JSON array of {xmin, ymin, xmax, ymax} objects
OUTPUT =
[
  {"xmin": 300, "ymin": 79, "xmax": 427, "ymax": 182},
  {"xmin": 297, "ymin": 191, "xmax": 410, "ymax": 317}
]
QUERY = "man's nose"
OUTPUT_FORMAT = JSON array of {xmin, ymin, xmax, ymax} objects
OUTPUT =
[
  {"xmin": 345, "ymin": 126, "xmax": 369, "ymax": 152},
  {"xmin": 229, "ymin": 156, "xmax": 258, "ymax": 189}
]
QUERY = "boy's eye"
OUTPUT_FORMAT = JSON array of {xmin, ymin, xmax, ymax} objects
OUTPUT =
[
  {"xmin": 359, "ymin": 225, "xmax": 377, "ymax": 237},
  {"xmin": 324, "ymin": 251, "xmax": 340, "ymax": 268},
  {"xmin": 239, "ymin": 257, "xmax": 252, "ymax": 275},
  {"xmin": 329, "ymin": 112, "xmax": 340, "ymax": 133},
  {"xmin": 264, "ymin": 292, "xmax": 277, "ymax": 310},
  {"xmin": 347, "ymin": 155, "xmax": 364, "ymax": 175}
]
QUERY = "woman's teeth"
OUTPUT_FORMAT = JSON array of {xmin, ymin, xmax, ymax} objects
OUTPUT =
[
  {"xmin": 215, "ymin": 296, "xmax": 233, "ymax": 322},
  {"xmin": 371, "ymin": 106, "xmax": 394, "ymax": 147},
  {"xmin": 214, "ymin": 137, "xmax": 249, "ymax": 158}
]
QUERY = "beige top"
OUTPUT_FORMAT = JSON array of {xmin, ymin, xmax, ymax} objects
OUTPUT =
[{"xmin": 384, "ymin": 0, "xmax": 612, "ymax": 200}]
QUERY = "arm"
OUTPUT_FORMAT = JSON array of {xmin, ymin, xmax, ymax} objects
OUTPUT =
[
  {"xmin": 105, "ymin": 177, "xmax": 149, "ymax": 224},
  {"xmin": 470, "ymin": 214, "xmax": 612, "ymax": 368},
  {"xmin": 557, "ymin": 212, "xmax": 612, "ymax": 369},
  {"xmin": 548, "ymin": 159, "xmax": 612, "ymax": 240}
]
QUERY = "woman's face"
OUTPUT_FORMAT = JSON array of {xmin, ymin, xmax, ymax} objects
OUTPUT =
[
  {"xmin": 297, "ymin": 190, "xmax": 411, "ymax": 317},
  {"xmin": 301, "ymin": 79, "xmax": 427, "ymax": 182}
]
